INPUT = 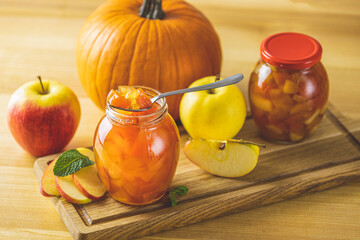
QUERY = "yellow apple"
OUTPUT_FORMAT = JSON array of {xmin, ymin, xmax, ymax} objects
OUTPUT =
[{"xmin": 179, "ymin": 76, "xmax": 247, "ymax": 140}]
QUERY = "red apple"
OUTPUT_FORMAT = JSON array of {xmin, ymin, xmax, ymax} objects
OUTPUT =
[{"xmin": 7, "ymin": 76, "xmax": 81, "ymax": 157}]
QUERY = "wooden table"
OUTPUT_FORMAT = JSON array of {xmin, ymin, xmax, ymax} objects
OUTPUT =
[{"xmin": 1, "ymin": 0, "xmax": 359, "ymax": 239}]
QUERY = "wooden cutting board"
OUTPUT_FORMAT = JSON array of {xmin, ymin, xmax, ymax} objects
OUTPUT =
[{"xmin": 34, "ymin": 103, "xmax": 360, "ymax": 240}]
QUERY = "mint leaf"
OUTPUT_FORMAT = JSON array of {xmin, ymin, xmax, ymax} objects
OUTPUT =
[
  {"xmin": 53, "ymin": 149, "xmax": 94, "ymax": 177},
  {"xmin": 172, "ymin": 185, "xmax": 188, "ymax": 195},
  {"xmin": 169, "ymin": 185, "xmax": 188, "ymax": 207}
]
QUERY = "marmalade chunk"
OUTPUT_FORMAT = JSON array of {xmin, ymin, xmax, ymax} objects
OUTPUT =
[{"xmin": 107, "ymin": 87, "xmax": 153, "ymax": 110}]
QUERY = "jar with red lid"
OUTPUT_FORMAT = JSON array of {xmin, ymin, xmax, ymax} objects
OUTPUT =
[{"xmin": 249, "ymin": 32, "xmax": 329, "ymax": 143}]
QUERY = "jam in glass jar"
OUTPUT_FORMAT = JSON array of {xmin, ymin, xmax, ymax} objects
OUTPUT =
[
  {"xmin": 249, "ymin": 32, "xmax": 329, "ymax": 143},
  {"xmin": 93, "ymin": 86, "xmax": 180, "ymax": 205}
]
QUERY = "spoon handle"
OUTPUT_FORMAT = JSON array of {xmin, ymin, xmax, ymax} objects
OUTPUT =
[{"xmin": 153, "ymin": 73, "xmax": 244, "ymax": 103}]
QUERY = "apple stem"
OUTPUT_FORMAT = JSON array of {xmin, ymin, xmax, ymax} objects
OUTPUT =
[
  {"xmin": 219, "ymin": 143, "xmax": 226, "ymax": 150},
  {"xmin": 227, "ymin": 139, "xmax": 266, "ymax": 148},
  {"xmin": 209, "ymin": 75, "xmax": 221, "ymax": 94},
  {"xmin": 37, "ymin": 75, "xmax": 46, "ymax": 94},
  {"xmin": 201, "ymin": 138, "xmax": 266, "ymax": 150}
]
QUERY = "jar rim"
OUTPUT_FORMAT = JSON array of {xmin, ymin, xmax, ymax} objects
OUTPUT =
[
  {"xmin": 106, "ymin": 86, "xmax": 168, "ymax": 126},
  {"xmin": 260, "ymin": 32, "xmax": 322, "ymax": 70}
]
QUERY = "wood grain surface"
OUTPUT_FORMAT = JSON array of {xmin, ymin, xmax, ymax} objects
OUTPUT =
[
  {"xmin": 1, "ymin": 0, "xmax": 360, "ymax": 239},
  {"xmin": 32, "ymin": 107, "xmax": 360, "ymax": 240}
]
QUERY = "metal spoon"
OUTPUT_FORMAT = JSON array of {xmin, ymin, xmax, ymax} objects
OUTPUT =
[{"xmin": 109, "ymin": 73, "xmax": 244, "ymax": 112}]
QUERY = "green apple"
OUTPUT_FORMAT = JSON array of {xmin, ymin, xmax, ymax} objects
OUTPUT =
[
  {"xmin": 184, "ymin": 139, "xmax": 259, "ymax": 178},
  {"xmin": 179, "ymin": 76, "xmax": 247, "ymax": 140},
  {"xmin": 7, "ymin": 77, "xmax": 81, "ymax": 157}
]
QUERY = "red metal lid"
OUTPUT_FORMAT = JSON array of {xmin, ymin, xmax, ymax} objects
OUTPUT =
[{"xmin": 260, "ymin": 32, "xmax": 322, "ymax": 70}]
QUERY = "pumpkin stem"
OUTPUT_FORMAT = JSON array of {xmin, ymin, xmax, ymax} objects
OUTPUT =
[{"xmin": 139, "ymin": 0, "xmax": 165, "ymax": 20}]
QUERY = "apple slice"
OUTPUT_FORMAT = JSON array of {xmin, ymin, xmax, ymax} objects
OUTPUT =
[
  {"xmin": 73, "ymin": 147, "xmax": 106, "ymax": 200},
  {"xmin": 73, "ymin": 165, "xmax": 106, "ymax": 200},
  {"xmin": 184, "ymin": 139, "xmax": 260, "ymax": 178},
  {"xmin": 76, "ymin": 147, "xmax": 95, "ymax": 161},
  {"xmin": 56, "ymin": 175, "xmax": 92, "ymax": 204},
  {"xmin": 40, "ymin": 158, "xmax": 60, "ymax": 197}
]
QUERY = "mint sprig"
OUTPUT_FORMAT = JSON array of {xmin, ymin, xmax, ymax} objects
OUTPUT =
[
  {"xmin": 53, "ymin": 149, "xmax": 94, "ymax": 177},
  {"xmin": 169, "ymin": 185, "xmax": 188, "ymax": 207}
]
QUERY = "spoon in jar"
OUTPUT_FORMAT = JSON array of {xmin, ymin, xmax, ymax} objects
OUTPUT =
[{"xmin": 109, "ymin": 73, "xmax": 244, "ymax": 112}]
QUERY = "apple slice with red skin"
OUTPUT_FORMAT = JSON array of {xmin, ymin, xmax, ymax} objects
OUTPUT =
[
  {"xmin": 42, "ymin": 147, "xmax": 105, "ymax": 203},
  {"xmin": 40, "ymin": 158, "xmax": 60, "ymax": 197},
  {"xmin": 72, "ymin": 148, "xmax": 106, "ymax": 200},
  {"xmin": 40, "ymin": 186, "xmax": 53, "ymax": 197},
  {"xmin": 55, "ymin": 175, "xmax": 92, "ymax": 204},
  {"xmin": 73, "ymin": 164, "xmax": 106, "ymax": 200}
]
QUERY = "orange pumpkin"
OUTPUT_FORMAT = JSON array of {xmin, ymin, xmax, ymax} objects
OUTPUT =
[{"xmin": 76, "ymin": 0, "xmax": 222, "ymax": 120}]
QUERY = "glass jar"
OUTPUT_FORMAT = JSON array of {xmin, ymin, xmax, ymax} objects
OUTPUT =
[
  {"xmin": 93, "ymin": 86, "xmax": 180, "ymax": 205},
  {"xmin": 249, "ymin": 32, "xmax": 329, "ymax": 143}
]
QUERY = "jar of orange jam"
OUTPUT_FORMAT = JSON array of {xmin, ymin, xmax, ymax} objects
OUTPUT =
[
  {"xmin": 249, "ymin": 32, "xmax": 329, "ymax": 143},
  {"xmin": 93, "ymin": 87, "xmax": 180, "ymax": 205}
]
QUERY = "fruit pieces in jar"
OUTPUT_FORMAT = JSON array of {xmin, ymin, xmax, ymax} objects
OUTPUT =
[
  {"xmin": 282, "ymin": 80, "xmax": 298, "ymax": 94},
  {"xmin": 107, "ymin": 87, "xmax": 152, "ymax": 110},
  {"xmin": 249, "ymin": 62, "xmax": 328, "ymax": 142},
  {"xmin": 136, "ymin": 88, "xmax": 153, "ymax": 109},
  {"xmin": 93, "ymin": 114, "xmax": 179, "ymax": 205},
  {"xmin": 250, "ymin": 93, "xmax": 272, "ymax": 112},
  {"xmin": 107, "ymin": 90, "xmax": 130, "ymax": 109}
]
